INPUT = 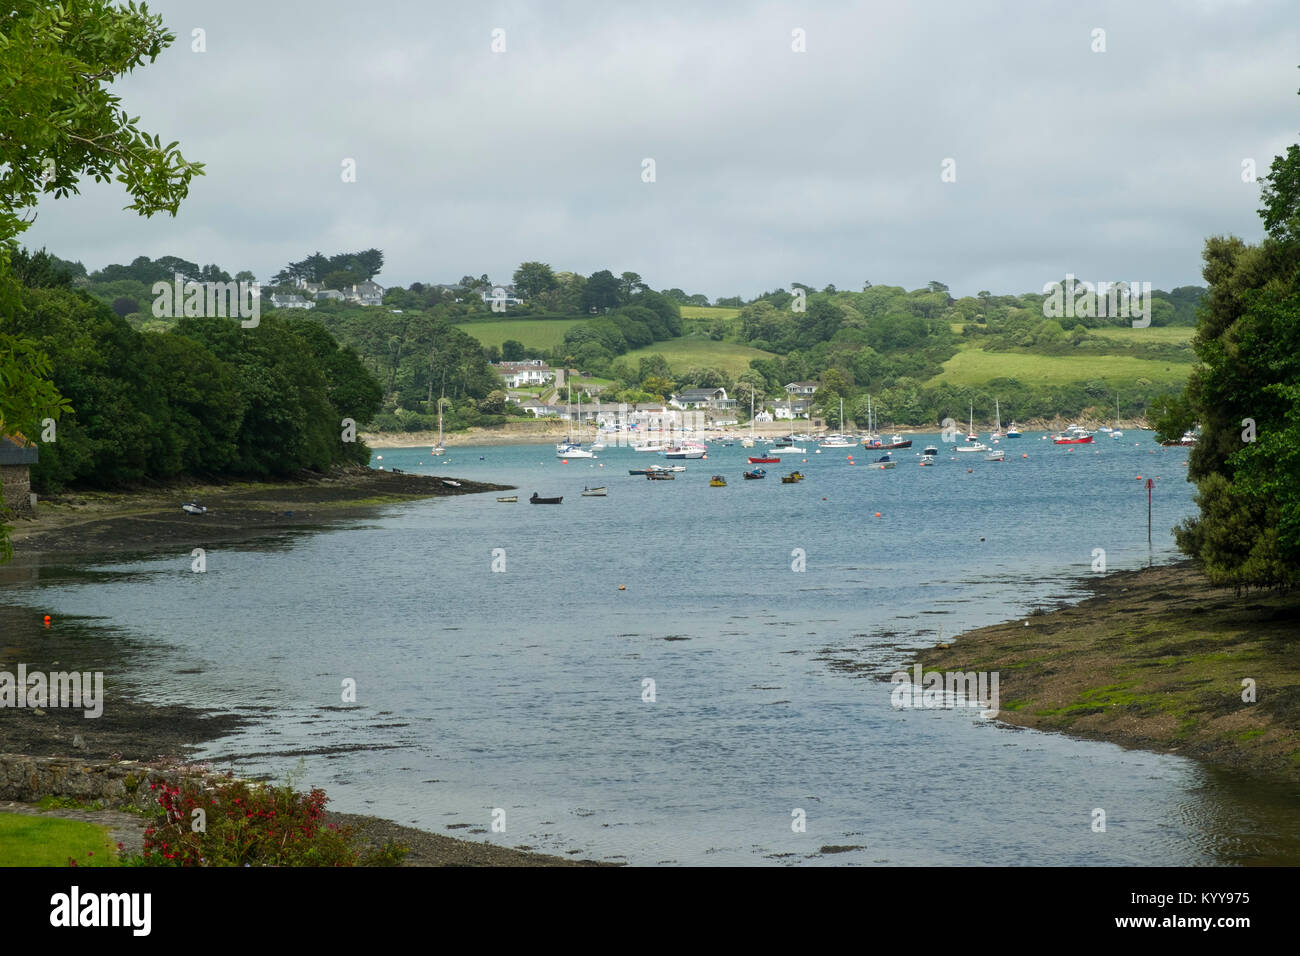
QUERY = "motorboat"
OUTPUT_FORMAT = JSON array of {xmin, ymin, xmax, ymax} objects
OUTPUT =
[
  {"xmin": 581, "ymin": 486, "xmax": 607, "ymax": 496},
  {"xmin": 529, "ymin": 493, "xmax": 562, "ymax": 504}
]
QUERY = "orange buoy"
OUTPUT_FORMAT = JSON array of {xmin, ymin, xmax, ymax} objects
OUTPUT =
[
  {"xmin": 1136, "ymin": 475, "xmax": 1142, "ymax": 480},
  {"xmin": 43, "ymin": 615, "xmax": 51, "ymax": 627},
  {"xmin": 874, "ymin": 512, "xmax": 882, "ymax": 517},
  {"xmin": 1022, "ymin": 454, "xmax": 1028, "ymax": 458},
  {"xmin": 562, "ymin": 459, "xmax": 568, "ymax": 464},
  {"xmin": 618, "ymin": 585, "xmax": 626, "ymax": 591}
]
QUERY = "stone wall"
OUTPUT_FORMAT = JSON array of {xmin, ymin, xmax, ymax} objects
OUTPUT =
[
  {"xmin": 0, "ymin": 754, "xmax": 231, "ymax": 810},
  {"xmin": 0, "ymin": 464, "xmax": 33, "ymax": 516}
]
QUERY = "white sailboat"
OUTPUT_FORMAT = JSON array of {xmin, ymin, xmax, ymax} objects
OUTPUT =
[
  {"xmin": 556, "ymin": 383, "xmax": 595, "ymax": 459},
  {"xmin": 432, "ymin": 392, "xmax": 445, "ymax": 455},
  {"xmin": 957, "ymin": 403, "xmax": 988, "ymax": 452},
  {"xmin": 989, "ymin": 398, "xmax": 1003, "ymax": 440},
  {"xmin": 742, "ymin": 390, "xmax": 755, "ymax": 447},
  {"xmin": 819, "ymin": 398, "xmax": 854, "ymax": 447},
  {"xmin": 1111, "ymin": 393, "xmax": 1123, "ymax": 439}
]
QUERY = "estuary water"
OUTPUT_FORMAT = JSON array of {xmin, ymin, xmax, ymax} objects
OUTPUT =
[{"xmin": 9, "ymin": 432, "xmax": 1300, "ymax": 865}]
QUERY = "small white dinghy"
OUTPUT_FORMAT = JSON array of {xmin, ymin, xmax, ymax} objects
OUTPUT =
[{"xmin": 181, "ymin": 502, "xmax": 207, "ymax": 515}]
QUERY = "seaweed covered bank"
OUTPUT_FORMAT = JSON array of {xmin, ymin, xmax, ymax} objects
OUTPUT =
[{"xmin": 914, "ymin": 561, "xmax": 1300, "ymax": 782}]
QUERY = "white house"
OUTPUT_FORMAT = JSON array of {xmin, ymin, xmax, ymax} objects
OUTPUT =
[
  {"xmin": 268, "ymin": 293, "xmax": 315, "ymax": 310},
  {"xmin": 481, "ymin": 285, "xmax": 526, "ymax": 307},
  {"xmin": 669, "ymin": 387, "xmax": 731, "ymax": 410},
  {"xmin": 773, "ymin": 399, "xmax": 812, "ymax": 420},
  {"xmin": 784, "ymin": 381, "xmax": 819, "ymax": 397},
  {"xmin": 494, "ymin": 361, "xmax": 554, "ymax": 388},
  {"xmin": 344, "ymin": 280, "xmax": 385, "ymax": 307}
]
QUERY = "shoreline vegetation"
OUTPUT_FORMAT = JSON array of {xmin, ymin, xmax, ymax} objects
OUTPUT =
[{"xmin": 914, "ymin": 560, "xmax": 1300, "ymax": 783}]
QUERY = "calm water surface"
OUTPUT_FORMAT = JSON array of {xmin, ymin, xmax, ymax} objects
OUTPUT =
[{"xmin": 9, "ymin": 432, "xmax": 1300, "ymax": 864}]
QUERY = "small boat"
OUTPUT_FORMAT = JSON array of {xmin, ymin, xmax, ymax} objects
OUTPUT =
[
  {"xmin": 749, "ymin": 456, "xmax": 780, "ymax": 464},
  {"xmin": 181, "ymin": 502, "xmax": 207, "ymax": 515},
  {"xmin": 920, "ymin": 443, "xmax": 938, "ymax": 466},
  {"xmin": 662, "ymin": 446, "xmax": 706, "ymax": 459},
  {"xmin": 740, "ymin": 437, "xmax": 755, "ymax": 448},
  {"xmin": 581, "ymin": 486, "xmax": 607, "ymax": 496},
  {"xmin": 984, "ymin": 449, "xmax": 1005, "ymax": 461},
  {"xmin": 709, "ymin": 475, "xmax": 727, "ymax": 487},
  {"xmin": 743, "ymin": 468, "xmax": 767, "ymax": 480},
  {"xmin": 955, "ymin": 442, "xmax": 989, "ymax": 453},
  {"xmin": 646, "ymin": 471, "xmax": 675, "ymax": 480},
  {"xmin": 1005, "ymin": 423, "xmax": 1022, "ymax": 438},
  {"xmin": 818, "ymin": 436, "xmax": 854, "ymax": 449},
  {"xmin": 781, "ymin": 474, "xmax": 800, "ymax": 483},
  {"xmin": 768, "ymin": 440, "xmax": 807, "ymax": 453},
  {"xmin": 920, "ymin": 454, "xmax": 936, "ymax": 466},
  {"xmin": 442, "ymin": 479, "xmax": 461, "ymax": 488},
  {"xmin": 529, "ymin": 493, "xmax": 563, "ymax": 504},
  {"xmin": 883, "ymin": 435, "xmax": 912, "ymax": 449},
  {"xmin": 497, "ymin": 495, "xmax": 518, "ymax": 503},
  {"xmin": 1161, "ymin": 429, "xmax": 1198, "ymax": 447},
  {"xmin": 1053, "ymin": 425, "xmax": 1094, "ymax": 445},
  {"xmin": 556, "ymin": 443, "xmax": 595, "ymax": 459}
]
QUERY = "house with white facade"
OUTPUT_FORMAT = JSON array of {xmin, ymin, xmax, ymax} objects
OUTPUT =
[
  {"xmin": 784, "ymin": 381, "xmax": 819, "ymax": 397},
  {"xmin": 344, "ymin": 280, "xmax": 385, "ymax": 307},
  {"xmin": 493, "ymin": 361, "xmax": 554, "ymax": 388}
]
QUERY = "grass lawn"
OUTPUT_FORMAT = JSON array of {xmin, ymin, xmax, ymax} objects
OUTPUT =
[
  {"xmin": 0, "ymin": 813, "xmax": 122, "ymax": 866},
  {"xmin": 622, "ymin": 338, "xmax": 774, "ymax": 377},
  {"xmin": 930, "ymin": 346, "xmax": 1193, "ymax": 387},
  {"xmin": 680, "ymin": 306, "xmax": 741, "ymax": 320},
  {"xmin": 1088, "ymin": 325, "xmax": 1195, "ymax": 343},
  {"xmin": 454, "ymin": 318, "xmax": 585, "ymax": 350}
]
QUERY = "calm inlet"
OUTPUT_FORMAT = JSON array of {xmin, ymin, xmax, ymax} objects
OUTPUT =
[{"xmin": 12, "ymin": 434, "xmax": 1300, "ymax": 865}]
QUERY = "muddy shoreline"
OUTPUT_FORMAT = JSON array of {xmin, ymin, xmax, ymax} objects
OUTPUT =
[
  {"xmin": 1, "ymin": 468, "xmax": 618, "ymax": 865},
  {"xmin": 913, "ymin": 560, "xmax": 1300, "ymax": 783}
]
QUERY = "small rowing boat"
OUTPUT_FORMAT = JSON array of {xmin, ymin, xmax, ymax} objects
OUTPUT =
[
  {"xmin": 581, "ymin": 486, "xmax": 607, "ymax": 496},
  {"xmin": 529, "ymin": 493, "xmax": 562, "ymax": 504},
  {"xmin": 497, "ymin": 495, "xmax": 518, "ymax": 503}
]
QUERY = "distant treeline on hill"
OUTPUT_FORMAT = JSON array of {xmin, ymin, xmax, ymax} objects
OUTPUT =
[{"xmin": 14, "ymin": 247, "xmax": 1208, "ymax": 435}]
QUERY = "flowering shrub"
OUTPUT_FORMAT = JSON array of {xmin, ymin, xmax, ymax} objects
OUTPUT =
[{"xmin": 136, "ymin": 776, "xmax": 406, "ymax": 867}]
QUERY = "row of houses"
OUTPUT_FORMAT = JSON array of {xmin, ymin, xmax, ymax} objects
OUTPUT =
[{"xmin": 268, "ymin": 278, "xmax": 386, "ymax": 310}]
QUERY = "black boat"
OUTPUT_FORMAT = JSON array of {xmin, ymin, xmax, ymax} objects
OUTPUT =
[{"xmin": 530, "ymin": 492, "xmax": 563, "ymax": 504}]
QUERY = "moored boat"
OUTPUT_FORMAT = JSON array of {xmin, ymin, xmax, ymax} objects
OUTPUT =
[
  {"xmin": 709, "ymin": 475, "xmax": 727, "ymax": 487},
  {"xmin": 646, "ymin": 471, "xmax": 675, "ymax": 480},
  {"xmin": 496, "ymin": 495, "xmax": 518, "ymax": 502},
  {"xmin": 529, "ymin": 492, "xmax": 562, "ymax": 504},
  {"xmin": 749, "ymin": 456, "xmax": 780, "ymax": 463},
  {"xmin": 581, "ymin": 486, "xmax": 607, "ymax": 496},
  {"xmin": 743, "ymin": 468, "xmax": 767, "ymax": 479}
]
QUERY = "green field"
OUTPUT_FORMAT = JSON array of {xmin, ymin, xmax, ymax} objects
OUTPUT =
[
  {"xmin": 1088, "ymin": 325, "xmax": 1195, "ymax": 343},
  {"xmin": 0, "ymin": 813, "xmax": 121, "ymax": 866},
  {"xmin": 680, "ymin": 306, "xmax": 741, "ymax": 320},
  {"xmin": 622, "ymin": 339, "xmax": 774, "ymax": 377},
  {"xmin": 931, "ymin": 347, "xmax": 1193, "ymax": 387},
  {"xmin": 454, "ymin": 318, "xmax": 585, "ymax": 350}
]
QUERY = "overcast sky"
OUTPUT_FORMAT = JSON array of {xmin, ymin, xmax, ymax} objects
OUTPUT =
[{"xmin": 21, "ymin": 0, "xmax": 1300, "ymax": 298}]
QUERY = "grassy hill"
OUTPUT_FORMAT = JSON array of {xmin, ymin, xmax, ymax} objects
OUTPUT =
[
  {"xmin": 453, "ymin": 318, "xmax": 585, "ymax": 350},
  {"xmin": 930, "ymin": 345, "xmax": 1193, "ymax": 388},
  {"xmin": 622, "ymin": 338, "xmax": 774, "ymax": 377}
]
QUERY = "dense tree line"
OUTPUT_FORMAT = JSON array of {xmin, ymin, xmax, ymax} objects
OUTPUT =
[
  {"xmin": 2, "ymin": 264, "xmax": 380, "ymax": 492},
  {"xmin": 1169, "ymin": 113, "xmax": 1300, "ymax": 591}
]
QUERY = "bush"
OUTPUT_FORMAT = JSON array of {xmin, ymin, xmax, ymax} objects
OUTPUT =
[{"xmin": 132, "ymin": 776, "xmax": 407, "ymax": 867}]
